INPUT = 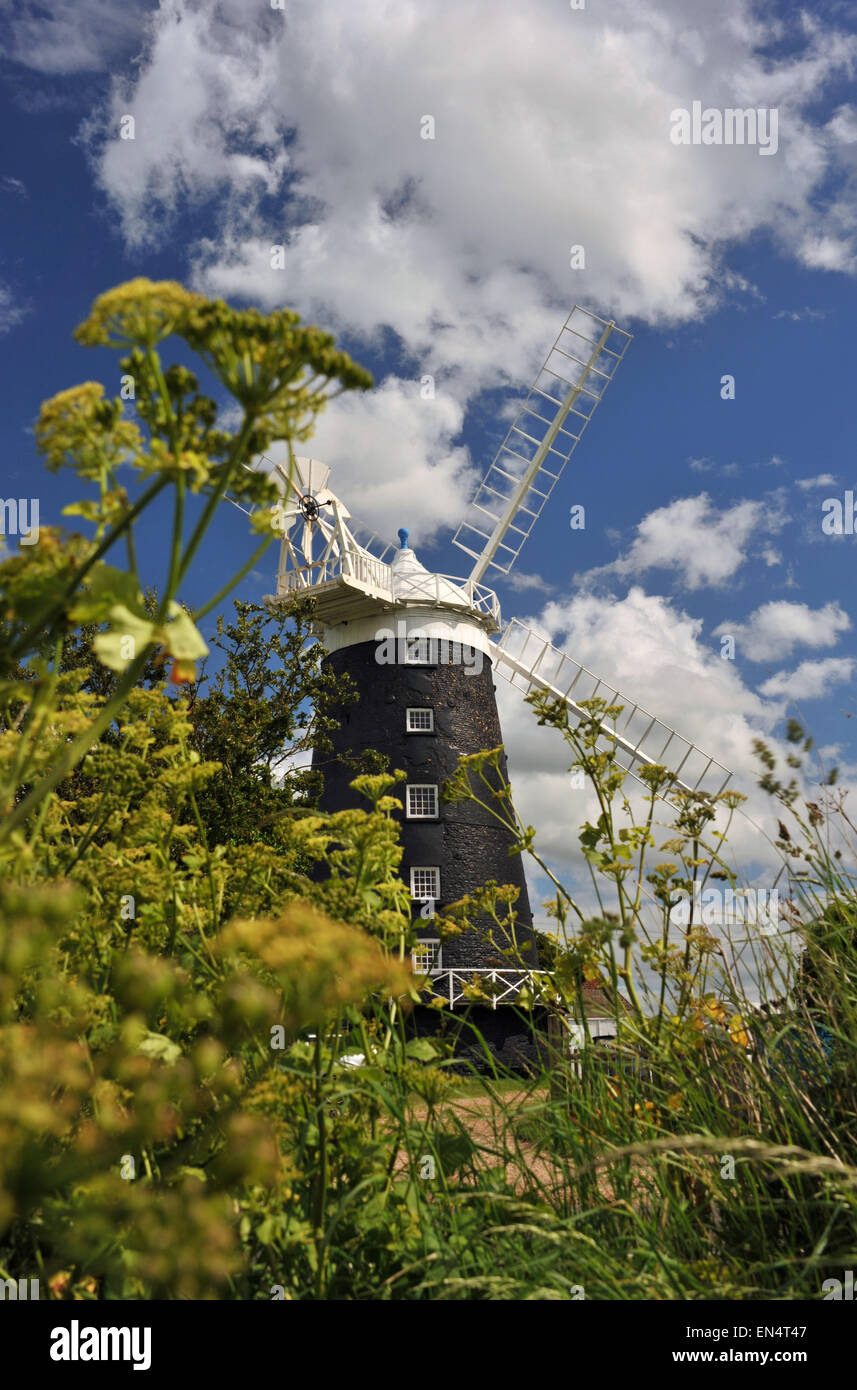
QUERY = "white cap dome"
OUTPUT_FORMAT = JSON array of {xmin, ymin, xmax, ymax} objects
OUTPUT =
[{"xmin": 390, "ymin": 545, "xmax": 473, "ymax": 610}]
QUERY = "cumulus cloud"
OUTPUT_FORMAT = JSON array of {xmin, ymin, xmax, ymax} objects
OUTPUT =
[
  {"xmin": 74, "ymin": 0, "xmax": 857, "ymax": 368},
  {"xmin": 503, "ymin": 571, "xmax": 554, "ymax": 595},
  {"xmin": 758, "ymin": 657, "xmax": 856, "ymax": 700},
  {"xmin": 796, "ymin": 473, "xmax": 837, "ymax": 488},
  {"xmin": 798, "ymin": 234, "xmax": 856, "ymax": 273},
  {"xmin": 713, "ymin": 599, "xmax": 852, "ymax": 663},
  {"xmin": 585, "ymin": 492, "xmax": 786, "ymax": 590},
  {"xmin": 689, "ymin": 457, "xmax": 740, "ymax": 476}
]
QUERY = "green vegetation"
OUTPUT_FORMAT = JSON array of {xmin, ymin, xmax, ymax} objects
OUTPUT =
[{"xmin": 1, "ymin": 280, "xmax": 855, "ymax": 1300}]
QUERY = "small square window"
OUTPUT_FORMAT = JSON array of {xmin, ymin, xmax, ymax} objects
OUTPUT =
[
  {"xmin": 407, "ymin": 784, "xmax": 438, "ymax": 818},
  {"xmin": 411, "ymin": 939, "xmax": 441, "ymax": 974},
  {"xmin": 406, "ymin": 707, "xmax": 434, "ymax": 733},
  {"xmin": 410, "ymin": 866, "xmax": 440, "ymax": 900}
]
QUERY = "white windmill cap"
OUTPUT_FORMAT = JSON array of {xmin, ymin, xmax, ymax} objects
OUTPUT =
[{"xmin": 390, "ymin": 531, "xmax": 473, "ymax": 609}]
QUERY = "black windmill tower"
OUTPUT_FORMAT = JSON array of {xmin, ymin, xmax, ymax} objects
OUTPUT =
[{"xmin": 262, "ymin": 307, "xmax": 731, "ymax": 1067}]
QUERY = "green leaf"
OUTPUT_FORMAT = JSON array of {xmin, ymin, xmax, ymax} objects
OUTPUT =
[
  {"xmin": 405, "ymin": 1038, "xmax": 440, "ymax": 1062},
  {"xmin": 256, "ymin": 1217, "xmax": 279, "ymax": 1245},
  {"xmin": 92, "ymin": 604, "xmax": 156, "ymax": 671},
  {"xmin": 162, "ymin": 603, "xmax": 208, "ymax": 661},
  {"xmin": 582, "ymin": 849, "xmax": 605, "ymax": 868},
  {"xmin": 174, "ymin": 1165, "xmax": 207, "ymax": 1184},
  {"xmin": 69, "ymin": 564, "xmax": 143, "ymax": 624},
  {"xmin": 137, "ymin": 1031, "xmax": 182, "ymax": 1064}
]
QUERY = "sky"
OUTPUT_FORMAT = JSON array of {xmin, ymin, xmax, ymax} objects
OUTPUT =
[{"xmin": 2, "ymin": 0, "xmax": 856, "ymax": 937}]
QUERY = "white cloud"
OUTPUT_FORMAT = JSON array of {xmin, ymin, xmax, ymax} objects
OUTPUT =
[
  {"xmin": 758, "ymin": 657, "xmax": 855, "ymax": 700},
  {"xmin": 73, "ymin": 0, "xmax": 857, "ymax": 392},
  {"xmin": 796, "ymin": 473, "xmax": 837, "ymax": 489},
  {"xmin": 590, "ymin": 492, "xmax": 784, "ymax": 590},
  {"xmin": 495, "ymin": 585, "xmax": 799, "ymax": 918},
  {"xmin": 773, "ymin": 306, "xmax": 826, "ymax": 321},
  {"xmin": 270, "ymin": 732, "xmax": 313, "ymax": 787},
  {"xmin": 798, "ymin": 234, "xmax": 856, "ymax": 272},
  {"xmin": 0, "ymin": 176, "xmax": 27, "ymax": 198},
  {"xmin": 0, "ymin": 283, "xmax": 28, "ymax": 335},
  {"xmin": 0, "ymin": 0, "xmax": 153, "ymax": 74},
  {"xmin": 827, "ymin": 104, "xmax": 857, "ymax": 145},
  {"xmin": 502, "ymin": 571, "xmax": 554, "ymax": 595},
  {"xmin": 689, "ymin": 456, "xmax": 739, "ymax": 476},
  {"xmin": 713, "ymin": 599, "xmax": 852, "ymax": 662}
]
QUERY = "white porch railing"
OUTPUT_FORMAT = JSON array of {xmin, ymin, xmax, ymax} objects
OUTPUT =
[
  {"xmin": 278, "ymin": 550, "xmax": 392, "ymax": 597},
  {"xmin": 277, "ymin": 556, "xmax": 501, "ymax": 624},
  {"xmin": 418, "ymin": 968, "xmax": 552, "ymax": 1009}
]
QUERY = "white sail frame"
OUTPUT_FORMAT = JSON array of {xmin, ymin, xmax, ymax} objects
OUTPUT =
[
  {"xmin": 453, "ymin": 306, "xmax": 632, "ymax": 582},
  {"xmin": 492, "ymin": 618, "xmax": 731, "ymax": 797}
]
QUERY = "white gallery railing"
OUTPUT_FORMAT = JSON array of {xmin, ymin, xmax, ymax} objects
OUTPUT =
[
  {"xmin": 278, "ymin": 555, "xmax": 502, "ymax": 624},
  {"xmin": 418, "ymin": 968, "xmax": 552, "ymax": 1010}
]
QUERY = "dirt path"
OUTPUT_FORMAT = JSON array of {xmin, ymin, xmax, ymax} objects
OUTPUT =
[
  {"xmin": 401, "ymin": 1087, "xmax": 651, "ymax": 1205},
  {"xmin": 401, "ymin": 1088, "xmax": 573, "ymax": 1197}
]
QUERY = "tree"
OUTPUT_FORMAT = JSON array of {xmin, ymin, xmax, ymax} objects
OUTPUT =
[{"xmin": 183, "ymin": 596, "xmax": 355, "ymax": 848}]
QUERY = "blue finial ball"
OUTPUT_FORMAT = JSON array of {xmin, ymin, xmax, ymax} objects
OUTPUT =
[{"xmin": 398, "ymin": 527, "xmax": 409, "ymax": 549}]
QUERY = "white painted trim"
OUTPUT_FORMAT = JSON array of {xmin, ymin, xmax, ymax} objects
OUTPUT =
[{"xmin": 321, "ymin": 610, "xmax": 498, "ymax": 661}]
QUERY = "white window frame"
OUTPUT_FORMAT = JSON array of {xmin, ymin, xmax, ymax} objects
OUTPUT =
[
  {"xmin": 406, "ymin": 784, "xmax": 439, "ymax": 819},
  {"xmin": 410, "ymin": 865, "xmax": 440, "ymax": 901},
  {"xmin": 411, "ymin": 938, "xmax": 442, "ymax": 975},
  {"xmin": 406, "ymin": 707, "xmax": 434, "ymax": 733}
]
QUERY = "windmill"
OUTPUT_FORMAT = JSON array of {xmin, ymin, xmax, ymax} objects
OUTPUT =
[{"xmin": 261, "ymin": 306, "xmax": 731, "ymax": 1069}]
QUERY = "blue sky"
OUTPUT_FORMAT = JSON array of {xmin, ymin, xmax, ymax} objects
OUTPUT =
[{"xmin": 2, "ymin": 0, "xmax": 857, "ymax": 922}]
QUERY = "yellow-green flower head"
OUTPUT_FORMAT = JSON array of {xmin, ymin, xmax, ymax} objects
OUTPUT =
[
  {"xmin": 37, "ymin": 381, "xmax": 104, "ymax": 429},
  {"xmin": 35, "ymin": 382, "xmax": 141, "ymax": 476},
  {"xmin": 74, "ymin": 278, "xmax": 205, "ymax": 349}
]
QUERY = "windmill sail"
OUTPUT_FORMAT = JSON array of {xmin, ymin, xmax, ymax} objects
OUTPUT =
[
  {"xmin": 492, "ymin": 618, "xmax": 731, "ymax": 797},
  {"xmin": 453, "ymin": 306, "xmax": 632, "ymax": 582}
]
